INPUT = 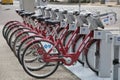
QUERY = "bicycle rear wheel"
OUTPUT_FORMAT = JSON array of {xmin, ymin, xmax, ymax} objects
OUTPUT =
[
  {"xmin": 63, "ymin": 31, "xmax": 73, "ymax": 52},
  {"xmin": 73, "ymin": 35, "xmax": 85, "ymax": 65},
  {"xmin": 85, "ymin": 40, "xmax": 100, "ymax": 74}
]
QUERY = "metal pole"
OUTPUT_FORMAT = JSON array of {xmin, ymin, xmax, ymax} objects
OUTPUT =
[
  {"xmin": 79, "ymin": 0, "xmax": 81, "ymax": 13},
  {"xmin": 19, "ymin": 0, "xmax": 24, "ymax": 10},
  {"xmin": 91, "ymin": 0, "xmax": 95, "ymax": 3},
  {"xmin": 117, "ymin": 0, "xmax": 120, "ymax": 5},
  {"xmin": 100, "ymin": 0, "xmax": 105, "ymax": 4},
  {"xmin": 37, "ymin": 0, "xmax": 40, "ymax": 6}
]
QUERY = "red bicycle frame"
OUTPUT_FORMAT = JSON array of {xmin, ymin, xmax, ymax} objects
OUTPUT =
[{"xmin": 39, "ymin": 29, "xmax": 99, "ymax": 66}]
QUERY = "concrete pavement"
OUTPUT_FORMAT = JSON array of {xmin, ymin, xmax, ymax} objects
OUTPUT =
[
  {"xmin": 0, "ymin": 3, "xmax": 80, "ymax": 80},
  {"xmin": 0, "ymin": 1, "xmax": 120, "ymax": 80}
]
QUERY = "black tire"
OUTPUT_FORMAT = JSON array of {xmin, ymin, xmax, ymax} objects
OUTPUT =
[
  {"xmin": 63, "ymin": 31, "xmax": 73, "ymax": 46},
  {"xmin": 5, "ymin": 24, "xmax": 25, "ymax": 42},
  {"xmin": 17, "ymin": 35, "xmax": 42, "ymax": 64},
  {"xmin": 73, "ymin": 35, "xmax": 85, "ymax": 65},
  {"xmin": 22, "ymin": 40, "xmax": 60, "ymax": 78},
  {"xmin": 3, "ymin": 23, "xmax": 22, "ymax": 39},
  {"xmin": 5, "ymin": 25, "xmax": 22, "ymax": 48},
  {"xmin": 8, "ymin": 28, "xmax": 31, "ymax": 51},
  {"xmin": 12, "ymin": 31, "xmax": 36, "ymax": 57},
  {"xmin": 64, "ymin": 31, "xmax": 85, "ymax": 65},
  {"xmin": 57, "ymin": 28, "xmax": 68, "ymax": 45},
  {"xmin": 13, "ymin": 31, "xmax": 37, "ymax": 55},
  {"xmin": 56, "ymin": 28, "xmax": 64, "ymax": 42},
  {"xmin": 85, "ymin": 40, "xmax": 100, "ymax": 74},
  {"xmin": 63, "ymin": 31, "xmax": 73, "ymax": 53},
  {"xmin": 17, "ymin": 36, "xmax": 44, "ymax": 71},
  {"xmin": 3, "ymin": 23, "xmax": 18, "ymax": 39},
  {"xmin": 2, "ymin": 21, "xmax": 20, "ymax": 38}
]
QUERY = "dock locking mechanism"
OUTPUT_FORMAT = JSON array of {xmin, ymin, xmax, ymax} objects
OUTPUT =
[{"xmin": 113, "ymin": 59, "xmax": 119, "ymax": 65}]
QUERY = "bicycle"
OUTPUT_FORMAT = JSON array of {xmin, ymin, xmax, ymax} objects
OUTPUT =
[
  {"xmin": 3, "ymin": 7, "xmax": 51, "ymax": 49},
  {"xmin": 21, "ymin": 11, "xmax": 106, "ymax": 78},
  {"xmin": 16, "ymin": 10, "xmax": 73, "ymax": 64}
]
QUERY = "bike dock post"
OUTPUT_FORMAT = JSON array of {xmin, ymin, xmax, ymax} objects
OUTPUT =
[
  {"xmin": 65, "ymin": 30, "xmax": 112, "ymax": 80},
  {"xmin": 112, "ymin": 35, "xmax": 120, "ymax": 80},
  {"xmin": 64, "ymin": 11, "xmax": 117, "ymax": 80},
  {"xmin": 20, "ymin": 0, "xmax": 35, "ymax": 12},
  {"xmin": 94, "ymin": 30, "xmax": 112, "ymax": 78},
  {"xmin": 19, "ymin": 0, "xmax": 23, "ymax": 10},
  {"xmin": 36, "ymin": 0, "xmax": 48, "ymax": 7}
]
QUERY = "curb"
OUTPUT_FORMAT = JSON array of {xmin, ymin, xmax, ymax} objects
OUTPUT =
[{"xmin": 106, "ymin": 4, "xmax": 120, "ymax": 7}]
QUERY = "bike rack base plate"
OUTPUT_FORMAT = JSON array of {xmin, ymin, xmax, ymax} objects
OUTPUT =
[{"xmin": 65, "ymin": 62, "xmax": 111, "ymax": 80}]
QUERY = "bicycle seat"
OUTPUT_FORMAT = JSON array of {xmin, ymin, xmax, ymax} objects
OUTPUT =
[
  {"xmin": 54, "ymin": 9, "xmax": 59, "ymax": 12},
  {"xmin": 31, "ymin": 15, "xmax": 43, "ymax": 20},
  {"xmin": 73, "ymin": 11, "xmax": 79, "ymax": 16},
  {"xmin": 26, "ymin": 12, "xmax": 35, "ymax": 17},
  {"xmin": 45, "ymin": 20, "xmax": 60, "ymax": 25},
  {"xmin": 62, "ymin": 10, "xmax": 68, "ymax": 14},
  {"xmin": 20, "ymin": 12, "xmax": 26, "ymax": 17},
  {"xmin": 36, "ymin": 17, "xmax": 50, "ymax": 22},
  {"xmin": 46, "ymin": 8, "xmax": 52, "ymax": 11},
  {"xmin": 20, "ymin": 12, "xmax": 35, "ymax": 17},
  {"xmin": 15, "ymin": 9, "xmax": 24, "ymax": 14}
]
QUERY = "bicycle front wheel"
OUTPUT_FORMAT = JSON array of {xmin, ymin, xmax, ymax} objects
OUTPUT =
[
  {"xmin": 22, "ymin": 39, "xmax": 60, "ymax": 78},
  {"xmin": 2, "ymin": 21, "xmax": 21, "ymax": 38},
  {"xmin": 17, "ymin": 36, "xmax": 42, "ymax": 64}
]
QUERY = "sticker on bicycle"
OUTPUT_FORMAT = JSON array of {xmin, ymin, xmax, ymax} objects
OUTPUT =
[
  {"xmin": 100, "ymin": 13, "xmax": 116, "ymax": 26},
  {"xmin": 69, "ymin": 23, "xmax": 76, "ymax": 30},
  {"xmin": 94, "ymin": 31, "xmax": 104, "ymax": 39},
  {"xmin": 100, "ymin": 16, "xmax": 109, "ymax": 26},
  {"xmin": 60, "ymin": 21, "xmax": 67, "ymax": 28},
  {"xmin": 41, "ymin": 41, "xmax": 58, "ymax": 53},
  {"xmin": 44, "ymin": 44, "xmax": 51, "ymax": 49},
  {"xmin": 80, "ymin": 27, "xmax": 90, "ymax": 34},
  {"xmin": 98, "ymin": 32, "xmax": 101, "ymax": 35}
]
